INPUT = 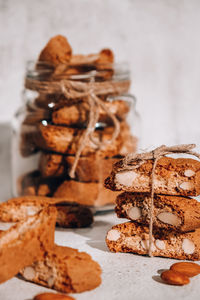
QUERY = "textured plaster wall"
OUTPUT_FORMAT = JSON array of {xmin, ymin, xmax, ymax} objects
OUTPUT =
[{"xmin": 0, "ymin": 0, "xmax": 200, "ymax": 149}]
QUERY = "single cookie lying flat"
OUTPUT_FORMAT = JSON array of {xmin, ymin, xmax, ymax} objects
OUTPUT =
[
  {"xmin": 39, "ymin": 152, "xmax": 118, "ymax": 181},
  {"xmin": 115, "ymin": 192, "xmax": 200, "ymax": 232},
  {"xmin": 20, "ymin": 244, "xmax": 102, "ymax": 293},
  {"xmin": 0, "ymin": 206, "xmax": 57, "ymax": 283},
  {"xmin": 106, "ymin": 222, "xmax": 200, "ymax": 260},
  {"xmin": 54, "ymin": 180, "xmax": 120, "ymax": 206},
  {"xmin": 0, "ymin": 196, "xmax": 93, "ymax": 228},
  {"xmin": 105, "ymin": 157, "xmax": 200, "ymax": 196}
]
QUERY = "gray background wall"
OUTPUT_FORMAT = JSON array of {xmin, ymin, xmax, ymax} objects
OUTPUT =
[{"xmin": 0, "ymin": 0, "xmax": 200, "ymax": 198}]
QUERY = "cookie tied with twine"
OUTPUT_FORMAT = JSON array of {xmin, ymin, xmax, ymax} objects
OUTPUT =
[{"xmin": 122, "ymin": 144, "xmax": 200, "ymax": 257}]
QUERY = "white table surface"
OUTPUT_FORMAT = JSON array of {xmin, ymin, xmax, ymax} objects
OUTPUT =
[
  {"xmin": 0, "ymin": 123, "xmax": 200, "ymax": 299},
  {"xmin": 0, "ymin": 212, "xmax": 200, "ymax": 300}
]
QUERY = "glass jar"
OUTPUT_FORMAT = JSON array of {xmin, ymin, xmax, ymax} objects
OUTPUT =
[{"xmin": 11, "ymin": 60, "xmax": 140, "ymax": 210}]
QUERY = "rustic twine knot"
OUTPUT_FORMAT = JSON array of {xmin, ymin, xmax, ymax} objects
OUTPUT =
[
  {"xmin": 122, "ymin": 144, "xmax": 200, "ymax": 257},
  {"xmin": 25, "ymin": 75, "xmax": 130, "ymax": 178},
  {"xmin": 60, "ymin": 78, "xmax": 123, "ymax": 178}
]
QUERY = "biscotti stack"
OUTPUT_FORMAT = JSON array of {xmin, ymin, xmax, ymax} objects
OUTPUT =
[
  {"xmin": 16, "ymin": 34, "xmax": 138, "ymax": 207},
  {"xmin": 105, "ymin": 146, "xmax": 200, "ymax": 260}
]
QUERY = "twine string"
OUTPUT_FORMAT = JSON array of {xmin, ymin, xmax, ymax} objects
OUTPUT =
[
  {"xmin": 148, "ymin": 153, "xmax": 162, "ymax": 257},
  {"xmin": 25, "ymin": 78, "xmax": 131, "ymax": 99},
  {"xmin": 61, "ymin": 78, "xmax": 121, "ymax": 178},
  {"xmin": 122, "ymin": 143, "xmax": 200, "ymax": 257},
  {"xmin": 26, "ymin": 76, "xmax": 130, "ymax": 178},
  {"xmin": 88, "ymin": 94, "xmax": 121, "ymax": 146}
]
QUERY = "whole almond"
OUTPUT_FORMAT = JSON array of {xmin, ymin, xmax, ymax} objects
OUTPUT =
[
  {"xmin": 170, "ymin": 262, "xmax": 200, "ymax": 277},
  {"xmin": 34, "ymin": 293, "xmax": 75, "ymax": 300},
  {"xmin": 161, "ymin": 270, "xmax": 190, "ymax": 285}
]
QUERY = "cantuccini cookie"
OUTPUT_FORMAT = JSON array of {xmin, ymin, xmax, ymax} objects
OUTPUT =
[
  {"xmin": 0, "ymin": 206, "xmax": 57, "ymax": 283},
  {"xmin": 33, "ymin": 122, "xmax": 132, "ymax": 157},
  {"xmin": 20, "ymin": 125, "xmax": 39, "ymax": 157},
  {"xmin": 34, "ymin": 94, "xmax": 61, "ymax": 109},
  {"xmin": 39, "ymin": 152, "xmax": 118, "ymax": 181},
  {"xmin": 54, "ymin": 180, "xmax": 120, "ymax": 206},
  {"xmin": 55, "ymin": 203, "xmax": 93, "ymax": 228},
  {"xmin": 18, "ymin": 170, "xmax": 63, "ymax": 197},
  {"xmin": 38, "ymin": 35, "xmax": 72, "ymax": 65},
  {"xmin": 105, "ymin": 157, "xmax": 200, "ymax": 196},
  {"xmin": 106, "ymin": 222, "xmax": 200, "ymax": 260},
  {"xmin": 20, "ymin": 244, "xmax": 101, "ymax": 293},
  {"xmin": 115, "ymin": 192, "xmax": 200, "ymax": 232},
  {"xmin": 23, "ymin": 102, "xmax": 50, "ymax": 125},
  {"xmin": 69, "ymin": 48, "xmax": 114, "ymax": 66},
  {"xmin": 0, "ymin": 196, "xmax": 93, "ymax": 228},
  {"xmin": 52, "ymin": 99, "xmax": 130, "ymax": 126}
]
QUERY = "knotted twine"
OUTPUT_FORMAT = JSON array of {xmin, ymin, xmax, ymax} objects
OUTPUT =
[
  {"xmin": 25, "ymin": 76, "xmax": 130, "ymax": 178},
  {"xmin": 122, "ymin": 144, "xmax": 200, "ymax": 257}
]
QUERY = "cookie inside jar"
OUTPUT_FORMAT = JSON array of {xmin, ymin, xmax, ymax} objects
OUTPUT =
[{"xmin": 12, "ymin": 35, "xmax": 139, "ymax": 209}]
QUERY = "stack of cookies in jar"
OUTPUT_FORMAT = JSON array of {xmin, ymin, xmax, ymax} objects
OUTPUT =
[
  {"xmin": 105, "ymin": 145, "xmax": 200, "ymax": 260},
  {"xmin": 17, "ymin": 35, "xmax": 138, "ymax": 208}
]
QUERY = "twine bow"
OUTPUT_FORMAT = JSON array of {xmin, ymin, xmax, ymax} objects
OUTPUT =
[
  {"xmin": 25, "ymin": 75, "xmax": 130, "ymax": 177},
  {"xmin": 122, "ymin": 144, "xmax": 200, "ymax": 257}
]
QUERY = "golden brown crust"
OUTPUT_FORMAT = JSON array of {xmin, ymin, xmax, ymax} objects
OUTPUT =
[
  {"xmin": 52, "ymin": 99, "xmax": 130, "ymax": 126},
  {"xmin": 69, "ymin": 48, "xmax": 114, "ymax": 66},
  {"xmin": 18, "ymin": 170, "xmax": 63, "ymax": 197},
  {"xmin": 0, "ymin": 196, "xmax": 93, "ymax": 228},
  {"xmin": 105, "ymin": 157, "xmax": 200, "ymax": 196},
  {"xmin": 33, "ymin": 122, "xmax": 132, "ymax": 157},
  {"xmin": 56, "ymin": 204, "xmax": 93, "ymax": 228},
  {"xmin": 20, "ymin": 244, "xmax": 102, "ymax": 293},
  {"xmin": 38, "ymin": 35, "xmax": 72, "ymax": 65},
  {"xmin": 106, "ymin": 221, "xmax": 200, "ymax": 260},
  {"xmin": 0, "ymin": 206, "xmax": 57, "ymax": 283},
  {"xmin": 115, "ymin": 192, "xmax": 200, "ymax": 232},
  {"xmin": 54, "ymin": 180, "xmax": 120, "ymax": 206},
  {"xmin": 34, "ymin": 293, "xmax": 75, "ymax": 300},
  {"xmin": 39, "ymin": 153, "xmax": 118, "ymax": 181}
]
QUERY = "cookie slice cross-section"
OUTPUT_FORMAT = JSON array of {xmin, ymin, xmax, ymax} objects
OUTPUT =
[
  {"xmin": 20, "ymin": 244, "xmax": 102, "ymax": 293},
  {"xmin": 0, "ymin": 206, "xmax": 57, "ymax": 283},
  {"xmin": 115, "ymin": 192, "xmax": 200, "ymax": 232},
  {"xmin": 105, "ymin": 157, "xmax": 200, "ymax": 196},
  {"xmin": 106, "ymin": 222, "xmax": 200, "ymax": 260}
]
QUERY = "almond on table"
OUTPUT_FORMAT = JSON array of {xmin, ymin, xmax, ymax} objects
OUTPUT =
[
  {"xmin": 161, "ymin": 270, "xmax": 190, "ymax": 286},
  {"xmin": 34, "ymin": 293, "xmax": 75, "ymax": 300},
  {"xmin": 170, "ymin": 262, "xmax": 200, "ymax": 277}
]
